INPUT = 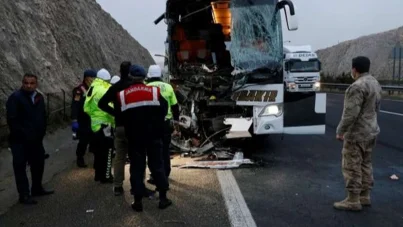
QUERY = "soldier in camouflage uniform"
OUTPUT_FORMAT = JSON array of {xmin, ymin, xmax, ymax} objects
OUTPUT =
[{"xmin": 334, "ymin": 56, "xmax": 382, "ymax": 211}]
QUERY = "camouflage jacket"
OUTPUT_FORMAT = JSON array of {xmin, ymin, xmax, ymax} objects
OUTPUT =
[{"xmin": 336, "ymin": 73, "xmax": 382, "ymax": 142}]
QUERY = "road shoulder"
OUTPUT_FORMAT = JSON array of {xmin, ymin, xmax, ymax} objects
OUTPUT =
[
  {"xmin": 0, "ymin": 153, "xmax": 231, "ymax": 227},
  {"xmin": 0, "ymin": 127, "xmax": 77, "ymax": 215}
]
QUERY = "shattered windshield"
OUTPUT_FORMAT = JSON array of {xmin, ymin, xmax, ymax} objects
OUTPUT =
[
  {"xmin": 289, "ymin": 61, "xmax": 321, "ymax": 73},
  {"xmin": 229, "ymin": 0, "xmax": 282, "ymax": 74}
]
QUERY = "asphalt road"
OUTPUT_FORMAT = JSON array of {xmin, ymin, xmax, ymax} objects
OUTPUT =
[
  {"xmin": 234, "ymin": 93, "xmax": 403, "ymax": 227},
  {"xmin": 1, "ymin": 93, "xmax": 403, "ymax": 227}
]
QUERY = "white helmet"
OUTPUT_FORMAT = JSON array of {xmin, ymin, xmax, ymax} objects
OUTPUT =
[
  {"xmin": 110, "ymin": 75, "xmax": 121, "ymax": 84},
  {"xmin": 147, "ymin": 64, "xmax": 162, "ymax": 78},
  {"xmin": 97, "ymin": 68, "xmax": 111, "ymax": 81}
]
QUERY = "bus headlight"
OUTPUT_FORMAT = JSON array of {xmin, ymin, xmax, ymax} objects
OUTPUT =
[
  {"xmin": 259, "ymin": 104, "xmax": 283, "ymax": 117},
  {"xmin": 314, "ymin": 82, "xmax": 320, "ymax": 88}
]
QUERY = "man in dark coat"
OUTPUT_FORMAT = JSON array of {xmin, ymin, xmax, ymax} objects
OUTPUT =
[{"xmin": 6, "ymin": 73, "xmax": 54, "ymax": 205}]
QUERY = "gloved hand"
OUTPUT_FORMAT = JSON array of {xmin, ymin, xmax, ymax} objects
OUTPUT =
[{"xmin": 72, "ymin": 122, "xmax": 79, "ymax": 133}]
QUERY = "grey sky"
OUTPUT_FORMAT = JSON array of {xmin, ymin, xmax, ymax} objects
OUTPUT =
[{"xmin": 96, "ymin": 0, "xmax": 403, "ymax": 63}]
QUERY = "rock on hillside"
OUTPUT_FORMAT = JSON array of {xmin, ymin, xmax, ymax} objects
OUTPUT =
[
  {"xmin": 317, "ymin": 26, "xmax": 403, "ymax": 80},
  {"xmin": 0, "ymin": 0, "xmax": 154, "ymax": 124}
]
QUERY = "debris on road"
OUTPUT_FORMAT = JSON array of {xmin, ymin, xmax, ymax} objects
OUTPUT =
[
  {"xmin": 169, "ymin": 110, "xmax": 264, "ymax": 169},
  {"xmin": 177, "ymin": 152, "xmax": 255, "ymax": 169},
  {"xmin": 207, "ymin": 150, "xmax": 234, "ymax": 160},
  {"xmin": 390, "ymin": 174, "xmax": 399, "ymax": 180},
  {"xmin": 86, "ymin": 209, "xmax": 94, "ymax": 213},
  {"xmin": 177, "ymin": 159, "xmax": 254, "ymax": 169}
]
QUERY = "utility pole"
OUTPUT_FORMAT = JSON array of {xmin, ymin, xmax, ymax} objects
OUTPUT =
[
  {"xmin": 399, "ymin": 46, "xmax": 402, "ymax": 83},
  {"xmin": 393, "ymin": 46, "xmax": 396, "ymax": 81}
]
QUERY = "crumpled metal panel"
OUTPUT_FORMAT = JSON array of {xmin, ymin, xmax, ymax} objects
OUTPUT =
[{"xmin": 229, "ymin": 0, "xmax": 282, "ymax": 73}]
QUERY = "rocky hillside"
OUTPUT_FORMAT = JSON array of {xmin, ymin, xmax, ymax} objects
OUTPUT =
[
  {"xmin": 0, "ymin": 0, "xmax": 154, "ymax": 126},
  {"xmin": 317, "ymin": 26, "xmax": 403, "ymax": 80}
]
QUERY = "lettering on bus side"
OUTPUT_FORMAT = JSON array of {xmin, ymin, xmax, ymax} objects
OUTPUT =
[{"xmin": 231, "ymin": 90, "xmax": 278, "ymax": 102}]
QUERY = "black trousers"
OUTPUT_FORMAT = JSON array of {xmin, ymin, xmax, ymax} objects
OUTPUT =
[
  {"xmin": 128, "ymin": 138, "xmax": 169, "ymax": 197},
  {"xmin": 75, "ymin": 124, "xmax": 93, "ymax": 159},
  {"xmin": 10, "ymin": 141, "xmax": 45, "ymax": 196},
  {"xmin": 162, "ymin": 120, "xmax": 173, "ymax": 177},
  {"xmin": 150, "ymin": 120, "xmax": 173, "ymax": 180},
  {"xmin": 92, "ymin": 129, "xmax": 114, "ymax": 181}
]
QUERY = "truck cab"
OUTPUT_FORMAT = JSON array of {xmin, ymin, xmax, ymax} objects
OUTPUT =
[{"xmin": 283, "ymin": 45, "xmax": 321, "ymax": 92}]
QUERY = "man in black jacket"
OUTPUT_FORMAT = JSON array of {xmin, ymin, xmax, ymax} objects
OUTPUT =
[
  {"xmin": 98, "ymin": 62, "xmax": 156, "ymax": 197},
  {"xmin": 71, "ymin": 69, "xmax": 96, "ymax": 168},
  {"xmin": 119, "ymin": 65, "xmax": 172, "ymax": 212},
  {"xmin": 6, "ymin": 73, "xmax": 54, "ymax": 205},
  {"xmin": 98, "ymin": 61, "xmax": 132, "ymax": 195}
]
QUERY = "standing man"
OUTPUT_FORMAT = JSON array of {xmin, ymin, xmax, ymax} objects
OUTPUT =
[
  {"xmin": 334, "ymin": 56, "xmax": 382, "ymax": 211},
  {"xmin": 71, "ymin": 69, "xmax": 97, "ymax": 168},
  {"xmin": 98, "ymin": 61, "xmax": 132, "ymax": 195},
  {"xmin": 84, "ymin": 68, "xmax": 115, "ymax": 183},
  {"xmin": 6, "ymin": 73, "xmax": 54, "ymax": 205},
  {"xmin": 120, "ymin": 65, "xmax": 172, "ymax": 212},
  {"xmin": 99, "ymin": 62, "xmax": 157, "ymax": 197},
  {"xmin": 146, "ymin": 64, "xmax": 180, "ymax": 184}
]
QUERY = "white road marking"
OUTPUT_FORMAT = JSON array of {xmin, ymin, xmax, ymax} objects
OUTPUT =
[
  {"xmin": 382, "ymin": 99, "xmax": 403, "ymax": 103},
  {"xmin": 217, "ymin": 170, "xmax": 257, "ymax": 227},
  {"xmin": 380, "ymin": 110, "xmax": 403, "ymax": 117}
]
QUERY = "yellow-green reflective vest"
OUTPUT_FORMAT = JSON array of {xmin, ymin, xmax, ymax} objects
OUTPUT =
[
  {"xmin": 83, "ymin": 78, "xmax": 115, "ymax": 132},
  {"xmin": 146, "ymin": 80, "xmax": 178, "ymax": 120}
]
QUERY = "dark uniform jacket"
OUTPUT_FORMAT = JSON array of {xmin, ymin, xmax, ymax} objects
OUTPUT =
[
  {"xmin": 71, "ymin": 83, "xmax": 91, "ymax": 128},
  {"xmin": 119, "ymin": 82, "xmax": 168, "ymax": 141},
  {"xmin": 6, "ymin": 89, "xmax": 47, "ymax": 144},
  {"xmin": 98, "ymin": 77, "xmax": 136, "ymax": 127}
]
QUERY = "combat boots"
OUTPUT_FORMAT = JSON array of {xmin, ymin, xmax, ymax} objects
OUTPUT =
[
  {"xmin": 333, "ymin": 191, "xmax": 362, "ymax": 211},
  {"xmin": 360, "ymin": 190, "xmax": 371, "ymax": 206}
]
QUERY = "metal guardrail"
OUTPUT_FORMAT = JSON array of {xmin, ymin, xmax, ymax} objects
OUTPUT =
[
  {"xmin": 0, "ymin": 89, "xmax": 70, "ymax": 129},
  {"xmin": 321, "ymin": 83, "xmax": 403, "ymax": 92}
]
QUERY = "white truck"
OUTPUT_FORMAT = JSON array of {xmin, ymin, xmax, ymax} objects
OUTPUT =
[
  {"xmin": 154, "ymin": 0, "xmax": 327, "ymax": 152},
  {"xmin": 283, "ymin": 45, "xmax": 321, "ymax": 92}
]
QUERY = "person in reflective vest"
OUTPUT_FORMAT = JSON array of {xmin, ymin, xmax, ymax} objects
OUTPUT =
[
  {"xmin": 145, "ymin": 65, "xmax": 180, "ymax": 185},
  {"xmin": 83, "ymin": 68, "xmax": 115, "ymax": 183},
  {"xmin": 119, "ymin": 64, "xmax": 172, "ymax": 212},
  {"xmin": 71, "ymin": 69, "xmax": 96, "ymax": 168}
]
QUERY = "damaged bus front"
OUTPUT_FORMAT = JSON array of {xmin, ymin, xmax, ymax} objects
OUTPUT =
[{"xmin": 155, "ymin": 0, "xmax": 326, "ymax": 153}]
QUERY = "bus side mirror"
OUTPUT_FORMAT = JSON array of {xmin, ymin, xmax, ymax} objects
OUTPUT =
[
  {"xmin": 284, "ymin": 62, "xmax": 290, "ymax": 71},
  {"xmin": 276, "ymin": 0, "xmax": 298, "ymax": 31},
  {"xmin": 318, "ymin": 61, "xmax": 322, "ymax": 71}
]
